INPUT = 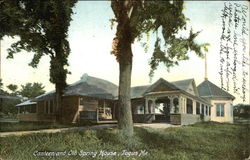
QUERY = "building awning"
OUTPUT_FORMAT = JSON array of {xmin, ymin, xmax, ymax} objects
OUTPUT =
[{"xmin": 16, "ymin": 99, "xmax": 36, "ymax": 107}]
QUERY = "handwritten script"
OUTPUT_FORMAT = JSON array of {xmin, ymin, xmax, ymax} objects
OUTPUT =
[{"xmin": 219, "ymin": 2, "xmax": 249, "ymax": 102}]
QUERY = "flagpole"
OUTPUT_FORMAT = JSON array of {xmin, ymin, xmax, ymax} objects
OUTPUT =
[{"xmin": 205, "ymin": 52, "xmax": 208, "ymax": 80}]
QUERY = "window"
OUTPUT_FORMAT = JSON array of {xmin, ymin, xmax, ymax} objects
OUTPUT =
[
  {"xmin": 30, "ymin": 105, "xmax": 36, "ymax": 113},
  {"xmin": 205, "ymin": 105, "xmax": 208, "ymax": 116},
  {"xmin": 196, "ymin": 102, "xmax": 200, "ymax": 114},
  {"xmin": 201, "ymin": 104, "xmax": 205, "ymax": 115},
  {"xmin": 138, "ymin": 105, "xmax": 144, "ymax": 114},
  {"xmin": 216, "ymin": 103, "xmax": 225, "ymax": 117},
  {"xmin": 45, "ymin": 101, "xmax": 49, "ymax": 114},
  {"xmin": 43, "ymin": 100, "xmax": 56, "ymax": 114},
  {"xmin": 173, "ymin": 98, "xmax": 179, "ymax": 113},
  {"xmin": 20, "ymin": 106, "xmax": 25, "ymax": 113},
  {"xmin": 25, "ymin": 105, "xmax": 30, "ymax": 113},
  {"xmin": 98, "ymin": 100, "xmax": 104, "ymax": 108},
  {"xmin": 140, "ymin": 105, "xmax": 144, "ymax": 112},
  {"xmin": 209, "ymin": 106, "xmax": 211, "ymax": 116},
  {"xmin": 186, "ymin": 98, "xmax": 193, "ymax": 114},
  {"xmin": 49, "ymin": 100, "xmax": 54, "ymax": 113}
]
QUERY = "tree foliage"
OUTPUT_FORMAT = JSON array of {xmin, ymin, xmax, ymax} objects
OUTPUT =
[
  {"xmin": 0, "ymin": 0, "xmax": 24, "ymax": 39},
  {"xmin": 0, "ymin": 81, "xmax": 20, "ymax": 117},
  {"xmin": 1, "ymin": 0, "xmax": 77, "ymax": 89},
  {"xmin": 0, "ymin": 98, "xmax": 20, "ymax": 116},
  {"xmin": 234, "ymin": 104, "xmax": 250, "ymax": 119},
  {"xmin": 19, "ymin": 82, "xmax": 45, "ymax": 99},
  {"xmin": 1, "ymin": 0, "xmax": 77, "ymax": 122},
  {"xmin": 7, "ymin": 84, "xmax": 18, "ymax": 95},
  {"xmin": 111, "ymin": 0, "xmax": 209, "ymax": 77}
]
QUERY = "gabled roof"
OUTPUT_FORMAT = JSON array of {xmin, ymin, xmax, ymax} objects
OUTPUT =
[
  {"xmin": 35, "ymin": 74, "xmax": 118, "ymax": 101},
  {"xmin": 131, "ymin": 78, "xmax": 209, "ymax": 104},
  {"xmin": 144, "ymin": 78, "xmax": 180, "ymax": 94},
  {"xmin": 131, "ymin": 78, "xmax": 198, "ymax": 98},
  {"xmin": 197, "ymin": 80, "xmax": 235, "ymax": 100}
]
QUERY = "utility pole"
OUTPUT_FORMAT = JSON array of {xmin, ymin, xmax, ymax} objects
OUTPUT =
[{"xmin": 205, "ymin": 52, "xmax": 208, "ymax": 80}]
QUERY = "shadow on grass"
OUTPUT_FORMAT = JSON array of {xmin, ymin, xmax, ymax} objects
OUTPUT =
[{"xmin": 0, "ymin": 121, "xmax": 91, "ymax": 132}]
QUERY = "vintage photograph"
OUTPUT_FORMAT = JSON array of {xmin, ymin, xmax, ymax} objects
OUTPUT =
[{"xmin": 0, "ymin": 0, "xmax": 249, "ymax": 160}]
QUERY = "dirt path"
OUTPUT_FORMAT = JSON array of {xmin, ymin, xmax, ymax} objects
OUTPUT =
[
  {"xmin": 0, "ymin": 123, "xmax": 181, "ymax": 137},
  {"xmin": 134, "ymin": 123, "xmax": 181, "ymax": 129}
]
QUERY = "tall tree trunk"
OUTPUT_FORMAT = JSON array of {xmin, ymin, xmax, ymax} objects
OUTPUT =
[
  {"xmin": 56, "ymin": 84, "xmax": 63, "ymax": 123},
  {"xmin": 118, "ymin": 54, "xmax": 133, "ymax": 136},
  {"xmin": 52, "ymin": 46, "xmax": 66, "ymax": 124},
  {"xmin": 111, "ymin": 0, "xmax": 135, "ymax": 136}
]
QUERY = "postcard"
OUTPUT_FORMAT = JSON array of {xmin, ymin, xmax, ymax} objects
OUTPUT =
[{"xmin": 0, "ymin": 1, "xmax": 249, "ymax": 160}]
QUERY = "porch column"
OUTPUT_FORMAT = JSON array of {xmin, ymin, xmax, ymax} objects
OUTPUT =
[
  {"xmin": 183, "ymin": 98, "xmax": 186, "ymax": 114},
  {"xmin": 145, "ymin": 98, "xmax": 149, "ymax": 114},
  {"xmin": 176, "ymin": 97, "xmax": 180, "ymax": 114},
  {"xmin": 152, "ymin": 99, "xmax": 156, "ymax": 114},
  {"xmin": 200, "ymin": 104, "xmax": 202, "ymax": 115},
  {"xmin": 204, "ymin": 105, "xmax": 206, "ymax": 115},
  {"xmin": 178, "ymin": 97, "xmax": 183, "ymax": 113},
  {"xmin": 148, "ymin": 100, "xmax": 151, "ymax": 114},
  {"xmin": 179, "ymin": 97, "xmax": 183, "ymax": 113},
  {"xmin": 152, "ymin": 99, "xmax": 156, "ymax": 120},
  {"xmin": 103, "ymin": 100, "xmax": 106, "ymax": 115},
  {"xmin": 193, "ymin": 101, "xmax": 196, "ymax": 115},
  {"xmin": 170, "ymin": 97, "xmax": 174, "ymax": 113},
  {"xmin": 113, "ymin": 102, "xmax": 116, "ymax": 119}
]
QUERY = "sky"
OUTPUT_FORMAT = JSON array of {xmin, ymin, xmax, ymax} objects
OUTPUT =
[{"xmin": 1, "ymin": 1, "xmax": 249, "ymax": 104}]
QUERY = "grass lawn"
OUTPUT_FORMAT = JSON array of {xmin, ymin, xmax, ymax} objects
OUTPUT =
[
  {"xmin": 0, "ymin": 122, "xmax": 85, "ymax": 132},
  {"xmin": 0, "ymin": 122, "xmax": 249, "ymax": 160}
]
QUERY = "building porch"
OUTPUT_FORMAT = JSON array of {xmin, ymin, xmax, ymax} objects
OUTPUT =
[{"xmin": 132, "ymin": 91, "xmax": 211, "ymax": 125}]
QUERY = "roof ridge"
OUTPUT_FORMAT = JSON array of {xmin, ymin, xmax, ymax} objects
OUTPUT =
[
  {"xmin": 171, "ymin": 78, "xmax": 194, "ymax": 83},
  {"xmin": 87, "ymin": 75, "xmax": 118, "ymax": 87},
  {"xmin": 131, "ymin": 85, "xmax": 150, "ymax": 88}
]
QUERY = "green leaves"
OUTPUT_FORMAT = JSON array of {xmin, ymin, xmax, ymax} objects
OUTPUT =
[
  {"xmin": 149, "ymin": 38, "xmax": 175, "ymax": 79},
  {"xmin": 149, "ymin": 28, "xmax": 210, "ymax": 78},
  {"xmin": 111, "ymin": 0, "xmax": 209, "ymax": 78},
  {"xmin": 7, "ymin": 84, "xmax": 18, "ymax": 95},
  {"xmin": 0, "ymin": 0, "xmax": 25, "ymax": 39},
  {"xmin": 19, "ymin": 82, "xmax": 45, "ymax": 99},
  {"xmin": 1, "ymin": 0, "xmax": 77, "ymax": 91}
]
